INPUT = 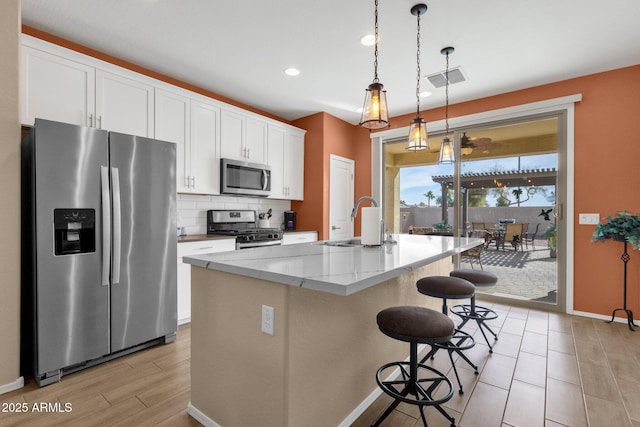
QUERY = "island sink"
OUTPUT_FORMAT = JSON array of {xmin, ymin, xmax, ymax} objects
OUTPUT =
[{"xmin": 321, "ymin": 238, "xmax": 362, "ymax": 247}]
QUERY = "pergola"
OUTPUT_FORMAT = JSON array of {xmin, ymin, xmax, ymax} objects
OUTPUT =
[{"xmin": 431, "ymin": 168, "xmax": 557, "ymax": 224}]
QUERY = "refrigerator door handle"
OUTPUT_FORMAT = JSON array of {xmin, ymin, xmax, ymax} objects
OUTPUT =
[
  {"xmin": 111, "ymin": 167, "xmax": 122, "ymax": 285},
  {"xmin": 100, "ymin": 166, "xmax": 111, "ymax": 287}
]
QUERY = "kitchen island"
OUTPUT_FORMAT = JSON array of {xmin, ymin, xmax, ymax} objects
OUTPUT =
[{"xmin": 184, "ymin": 234, "xmax": 483, "ymax": 427}]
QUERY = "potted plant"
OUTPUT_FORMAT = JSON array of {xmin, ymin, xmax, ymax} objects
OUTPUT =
[
  {"xmin": 592, "ymin": 211, "xmax": 640, "ymax": 250},
  {"xmin": 544, "ymin": 223, "xmax": 557, "ymax": 258}
]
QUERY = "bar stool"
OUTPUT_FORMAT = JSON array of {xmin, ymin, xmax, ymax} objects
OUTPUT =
[
  {"xmin": 449, "ymin": 269, "xmax": 499, "ymax": 352},
  {"xmin": 416, "ymin": 276, "xmax": 479, "ymax": 394},
  {"xmin": 373, "ymin": 306, "xmax": 457, "ymax": 427}
]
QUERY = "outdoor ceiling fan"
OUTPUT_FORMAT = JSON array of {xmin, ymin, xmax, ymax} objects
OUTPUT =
[{"xmin": 461, "ymin": 132, "xmax": 500, "ymax": 155}]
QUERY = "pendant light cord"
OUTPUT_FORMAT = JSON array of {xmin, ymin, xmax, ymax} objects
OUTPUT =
[
  {"xmin": 373, "ymin": 0, "xmax": 380, "ymax": 83},
  {"xmin": 415, "ymin": 10, "xmax": 422, "ymax": 117},
  {"xmin": 444, "ymin": 50, "xmax": 450, "ymax": 134}
]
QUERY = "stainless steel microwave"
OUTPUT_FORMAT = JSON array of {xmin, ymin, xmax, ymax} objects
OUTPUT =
[{"xmin": 220, "ymin": 158, "xmax": 271, "ymax": 197}]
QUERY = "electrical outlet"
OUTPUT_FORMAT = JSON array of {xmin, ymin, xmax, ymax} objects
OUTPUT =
[
  {"xmin": 262, "ymin": 305, "xmax": 275, "ymax": 336},
  {"xmin": 579, "ymin": 213, "xmax": 600, "ymax": 225}
]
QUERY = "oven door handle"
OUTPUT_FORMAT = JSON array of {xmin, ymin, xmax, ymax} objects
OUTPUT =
[{"xmin": 237, "ymin": 239, "xmax": 282, "ymax": 250}]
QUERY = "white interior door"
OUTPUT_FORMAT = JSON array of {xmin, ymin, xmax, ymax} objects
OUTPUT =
[{"xmin": 329, "ymin": 155, "xmax": 354, "ymax": 240}]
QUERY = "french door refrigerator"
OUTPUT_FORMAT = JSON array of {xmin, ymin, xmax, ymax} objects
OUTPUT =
[{"xmin": 22, "ymin": 118, "xmax": 177, "ymax": 386}]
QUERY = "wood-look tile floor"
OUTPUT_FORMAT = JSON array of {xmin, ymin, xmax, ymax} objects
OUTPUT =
[
  {"xmin": 0, "ymin": 324, "xmax": 199, "ymax": 427},
  {"xmin": 3, "ymin": 305, "xmax": 640, "ymax": 427},
  {"xmin": 352, "ymin": 302, "xmax": 640, "ymax": 427}
]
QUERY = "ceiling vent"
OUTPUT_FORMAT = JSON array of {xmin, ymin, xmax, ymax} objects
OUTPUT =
[{"xmin": 425, "ymin": 67, "xmax": 466, "ymax": 88}]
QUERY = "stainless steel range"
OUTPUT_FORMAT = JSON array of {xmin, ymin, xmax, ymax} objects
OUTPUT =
[{"xmin": 207, "ymin": 210, "xmax": 282, "ymax": 249}]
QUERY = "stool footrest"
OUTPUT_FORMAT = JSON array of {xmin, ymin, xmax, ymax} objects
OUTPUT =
[
  {"xmin": 450, "ymin": 304, "xmax": 498, "ymax": 321},
  {"xmin": 376, "ymin": 361, "xmax": 453, "ymax": 406}
]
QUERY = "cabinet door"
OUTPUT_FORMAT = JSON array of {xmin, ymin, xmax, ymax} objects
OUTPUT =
[
  {"xmin": 220, "ymin": 109, "xmax": 244, "ymax": 160},
  {"xmin": 282, "ymin": 232, "xmax": 317, "ymax": 245},
  {"xmin": 96, "ymin": 70, "xmax": 154, "ymax": 137},
  {"xmin": 155, "ymin": 89, "xmax": 190, "ymax": 192},
  {"xmin": 267, "ymin": 125, "xmax": 286, "ymax": 199},
  {"xmin": 190, "ymin": 100, "xmax": 220, "ymax": 195},
  {"xmin": 285, "ymin": 132, "xmax": 305, "ymax": 200},
  {"xmin": 245, "ymin": 118, "xmax": 267, "ymax": 163},
  {"xmin": 22, "ymin": 46, "xmax": 95, "ymax": 127},
  {"xmin": 177, "ymin": 258, "xmax": 191, "ymax": 325},
  {"xmin": 177, "ymin": 239, "xmax": 236, "ymax": 324}
]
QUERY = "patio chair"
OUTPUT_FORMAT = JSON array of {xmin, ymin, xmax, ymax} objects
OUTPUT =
[
  {"xmin": 502, "ymin": 223, "xmax": 524, "ymax": 251},
  {"xmin": 524, "ymin": 223, "xmax": 540, "ymax": 249},
  {"xmin": 462, "ymin": 231, "xmax": 485, "ymax": 269},
  {"xmin": 521, "ymin": 223, "xmax": 529, "ymax": 247},
  {"xmin": 472, "ymin": 222, "xmax": 486, "ymax": 232}
]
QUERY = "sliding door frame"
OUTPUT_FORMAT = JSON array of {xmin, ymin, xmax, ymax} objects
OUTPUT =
[{"xmin": 371, "ymin": 94, "xmax": 581, "ymax": 314}]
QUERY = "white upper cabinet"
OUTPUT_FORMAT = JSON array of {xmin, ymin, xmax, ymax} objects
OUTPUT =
[
  {"xmin": 96, "ymin": 70, "xmax": 154, "ymax": 137},
  {"xmin": 244, "ymin": 117, "xmax": 267, "ymax": 163},
  {"xmin": 22, "ymin": 45, "xmax": 95, "ymax": 127},
  {"xmin": 268, "ymin": 124, "xmax": 305, "ymax": 200},
  {"xmin": 155, "ymin": 89, "xmax": 190, "ymax": 192},
  {"xmin": 155, "ymin": 88, "xmax": 219, "ymax": 194},
  {"xmin": 220, "ymin": 108, "xmax": 267, "ymax": 164},
  {"xmin": 21, "ymin": 35, "xmax": 304, "ymax": 198},
  {"xmin": 22, "ymin": 38, "xmax": 155, "ymax": 137},
  {"xmin": 285, "ymin": 131, "xmax": 305, "ymax": 200},
  {"xmin": 189, "ymin": 99, "xmax": 219, "ymax": 195}
]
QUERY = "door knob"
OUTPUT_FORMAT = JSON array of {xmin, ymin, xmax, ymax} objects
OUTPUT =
[{"xmin": 331, "ymin": 225, "xmax": 341, "ymax": 230}]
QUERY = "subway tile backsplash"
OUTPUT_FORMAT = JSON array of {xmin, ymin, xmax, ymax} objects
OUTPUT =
[{"xmin": 177, "ymin": 194, "xmax": 291, "ymax": 235}]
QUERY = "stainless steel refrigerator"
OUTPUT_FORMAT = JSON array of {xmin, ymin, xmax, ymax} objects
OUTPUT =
[{"xmin": 21, "ymin": 118, "xmax": 177, "ymax": 386}]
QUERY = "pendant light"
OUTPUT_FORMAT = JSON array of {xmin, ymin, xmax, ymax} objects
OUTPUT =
[
  {"xmin": 438, "ymin": 46, "xmax": 455, "ymax": 164},
  {"xmin": 406, "ymin": 3, "xmax": 429, "ymax": 151},
  {"xmin": 359, "ymin": 0, "xmax": 389, "ymax": 129}
]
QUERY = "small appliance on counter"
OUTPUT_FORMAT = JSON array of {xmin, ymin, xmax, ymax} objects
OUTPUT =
[
  {"xmin": 207, "ymin": 210, "xmax": 282, "ymax": 249},
  {"xmin": 284, "ymin": 210, "xmax": 296, "ymax": 230}
]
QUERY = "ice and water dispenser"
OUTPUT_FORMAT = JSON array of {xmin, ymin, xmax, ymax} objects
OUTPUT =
[{"xmin": 54, "ymin": 209, "xmax": 96, "ymax": 255}]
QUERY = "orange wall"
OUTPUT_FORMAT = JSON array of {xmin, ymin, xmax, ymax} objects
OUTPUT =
[
  {"xmin": 292, "ymin": 113, "xmax": 371, "ymax": 240},
  {"xmin": 322, "ymin": 65, "xmax": 639, "ymax": 317}
]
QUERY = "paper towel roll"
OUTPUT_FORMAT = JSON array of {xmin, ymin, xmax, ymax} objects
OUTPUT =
[{"xmin": 361, "ymin": 207, "xmax": 381, "ymax": 246}]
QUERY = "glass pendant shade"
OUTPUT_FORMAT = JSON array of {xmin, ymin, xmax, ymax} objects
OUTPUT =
[
  {"xmin": 406, "ymin": 116, "xmax": 428, "ymax": 151},
  {"xmin": 360, "ymin": 82, "xmax": 389, "ymax": 129},
  {"xmin": 438, "ymin": 136, "xmax": 455, "ymax": 163}
]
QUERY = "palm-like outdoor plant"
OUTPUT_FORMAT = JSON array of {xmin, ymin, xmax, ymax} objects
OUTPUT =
[{"xmin": 423, "ymin": 190, "xmax": 435, "ymax": 207}]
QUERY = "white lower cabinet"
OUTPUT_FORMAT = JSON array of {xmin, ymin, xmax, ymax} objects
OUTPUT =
[
  {"xmin": 282, "ymin": 231, "xmax": 318, "ymax": 245},
  {"xmin": 177, "ymin": 239, "xmax": 236, "ymax": 324}
]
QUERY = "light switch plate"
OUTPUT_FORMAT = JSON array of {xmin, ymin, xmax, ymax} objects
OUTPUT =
[
  {"xmin": 262, "ymin": 305, "xmax": 275, "ymax": 336},
  {"xmin": 579, "ymin": 213, "xmax": 600, "ymax": 225}
]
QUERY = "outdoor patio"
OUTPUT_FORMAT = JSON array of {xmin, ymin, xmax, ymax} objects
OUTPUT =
[{"xmin": 460, "ymin": 237, "xmax": 558, "ymax": 303}]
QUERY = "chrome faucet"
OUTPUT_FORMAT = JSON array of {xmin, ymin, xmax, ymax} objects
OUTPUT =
[
  {"xmin": 350, "ymin": 196, "xmax": 378, "ymax": 218},
  {"xmin": 351, "ymin": 196, "xmax": 385, "ymax": 245}
]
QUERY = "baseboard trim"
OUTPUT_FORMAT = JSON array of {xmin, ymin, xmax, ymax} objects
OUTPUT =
[
  {"xmin": 187, "ymin": 402, "xmax": 221, "ymax": 427},
  {"xmin": 573, "ymin": 310, "xmax": 637, "ymax": 325},
  {"xmin": 0, "ymin": 376, "xmax": 24, "ymax": 395}
]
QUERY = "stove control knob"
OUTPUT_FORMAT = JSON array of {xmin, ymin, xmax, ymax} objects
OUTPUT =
[{"xmin": 247, "ymin": 235, "xmax": 255, "ymax": 241}]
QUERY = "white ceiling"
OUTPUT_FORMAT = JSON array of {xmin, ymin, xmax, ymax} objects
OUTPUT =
[{"xmin": 21, "ymin": 0, "xmax": 640, "ymax": 125}]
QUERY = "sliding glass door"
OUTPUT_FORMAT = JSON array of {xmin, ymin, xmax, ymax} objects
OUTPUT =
[{"xmin": 383, "ymin": 113, "xmax": 566, "ymax": 311}]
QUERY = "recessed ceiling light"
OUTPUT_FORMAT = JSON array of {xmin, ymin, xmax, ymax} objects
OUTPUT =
[
  {"xmin": 284, "ymin": 67, "xmax": 300, "ymax": 76},
  {"xmin": 419, "ymin": 91, "xmax": 432, "ymax": 97},
  {"xmin": 360, "ymin": 34, "xmax": 375, "ymax": 46}
]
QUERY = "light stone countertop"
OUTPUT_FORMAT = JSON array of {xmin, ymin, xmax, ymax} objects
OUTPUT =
[{"xmin": 183, "ymin": 234, "xmax": 483, "ymax": 296}]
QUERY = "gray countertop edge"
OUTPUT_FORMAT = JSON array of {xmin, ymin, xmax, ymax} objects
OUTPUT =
[{"xmin": 184, "ymin": 237, "xmax": 482, "ymax": 296}]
